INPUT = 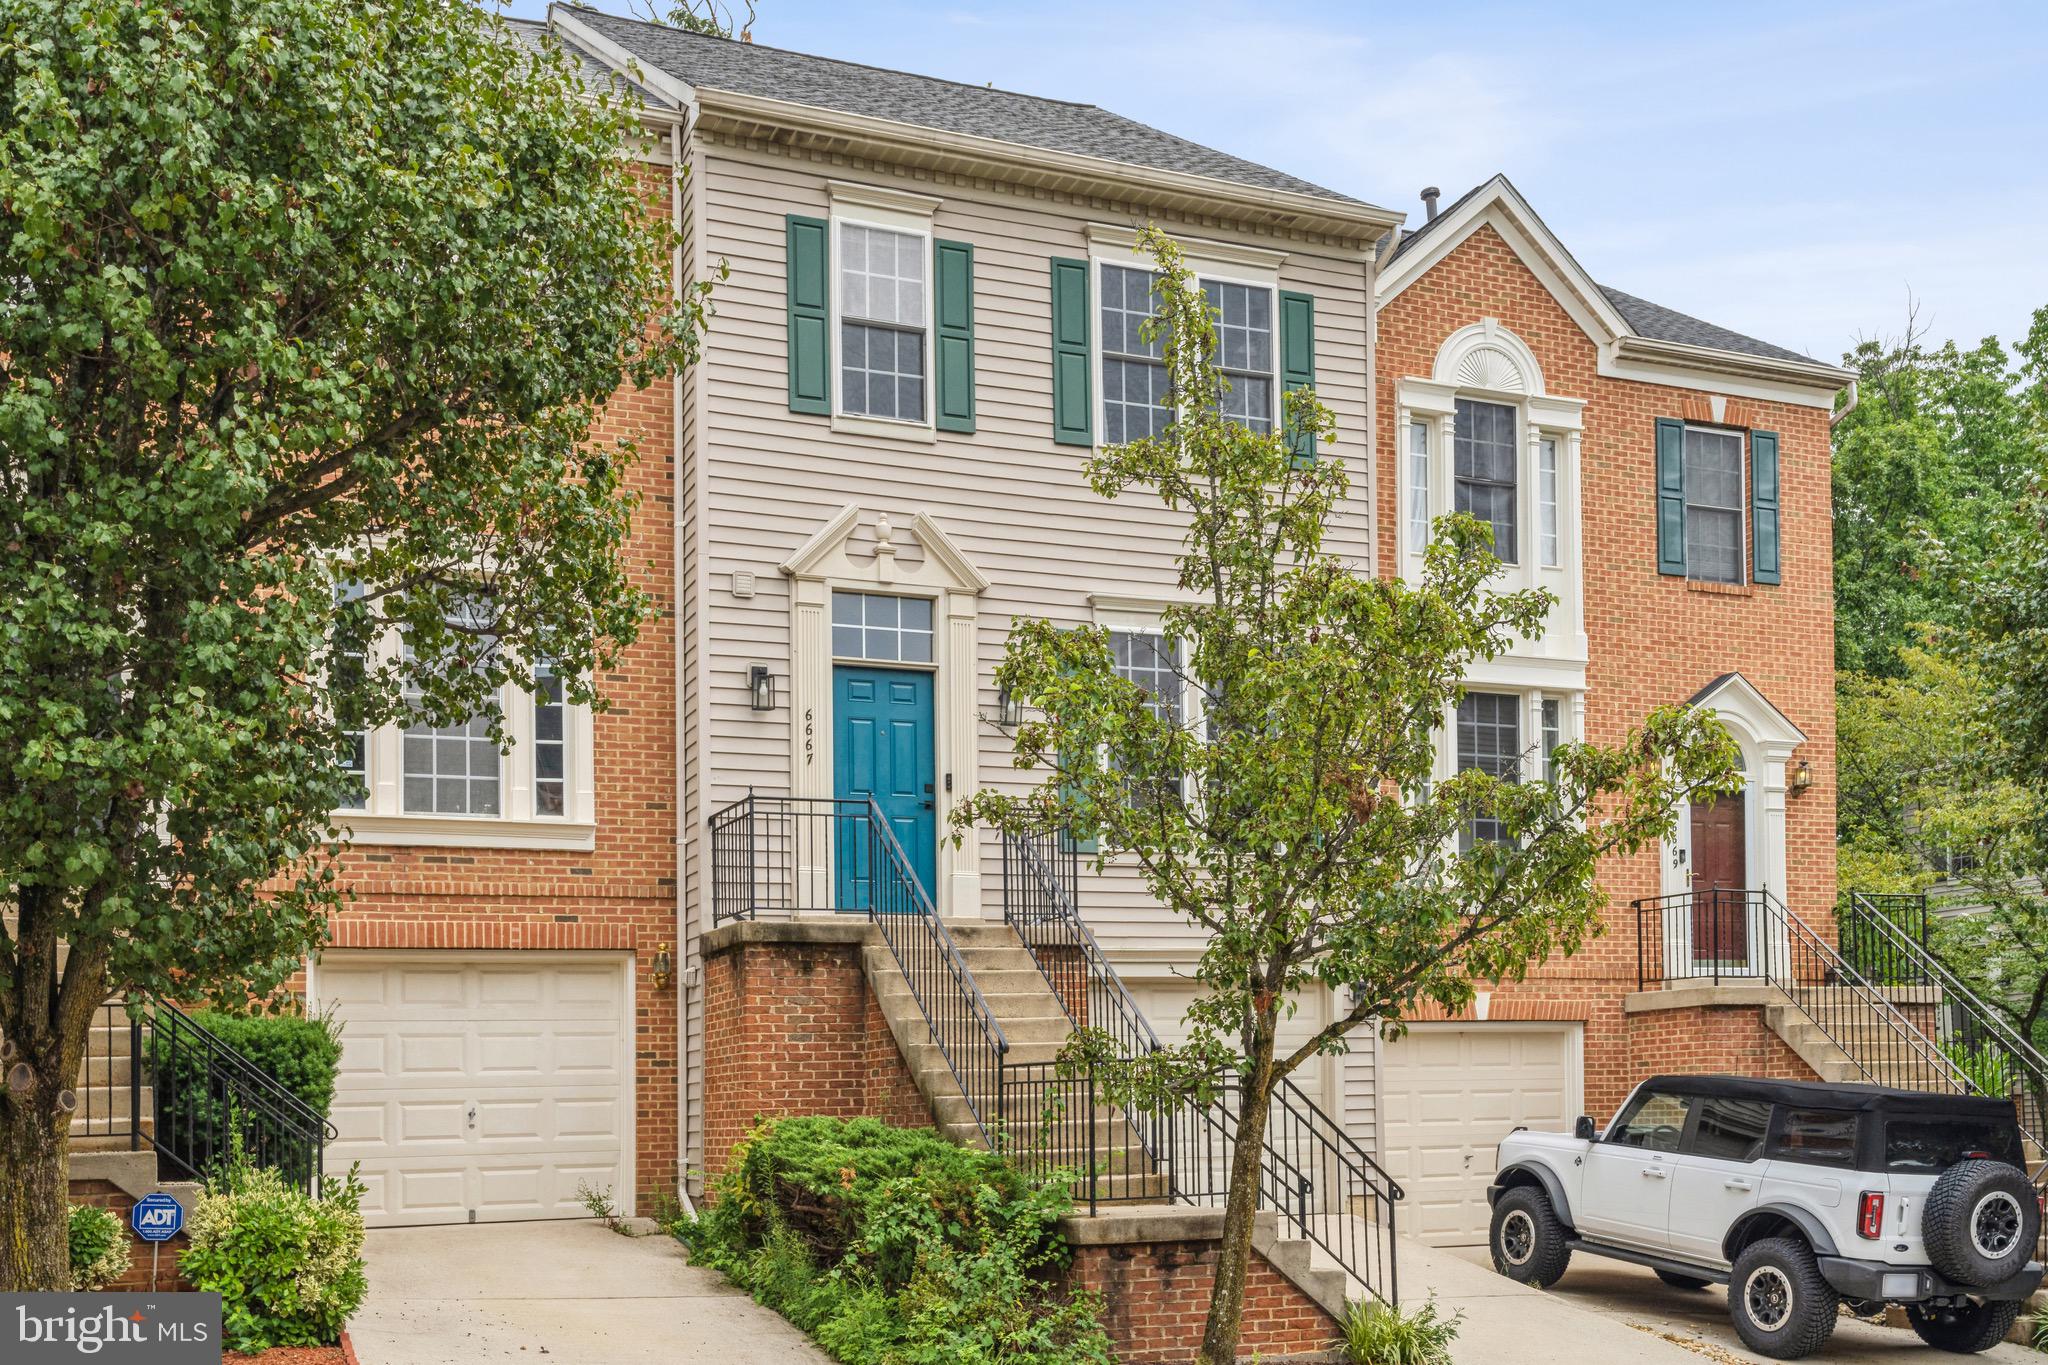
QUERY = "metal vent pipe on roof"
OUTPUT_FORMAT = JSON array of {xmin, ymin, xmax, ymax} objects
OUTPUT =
[{"xmin": 1421, "ymin": 186, "xmax": 1440, "ymax": 220}]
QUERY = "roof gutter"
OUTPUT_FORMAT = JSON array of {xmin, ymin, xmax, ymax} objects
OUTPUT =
[{"xmin": 1612, "ymin": 334, "xmax": 1854, "ymax": 393}]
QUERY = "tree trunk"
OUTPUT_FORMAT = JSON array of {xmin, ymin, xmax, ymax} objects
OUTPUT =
[
  {"xmin": 0, "ymin": 1079, "xmax": 74, "ymax": 1290},
  {"xmin": 1198, "ymin": 1020, "xmax": 1279, "ymax": 1365}
]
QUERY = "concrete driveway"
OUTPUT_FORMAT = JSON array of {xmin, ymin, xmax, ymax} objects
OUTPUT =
[
  {"xmin": 1410, "ymin": 1240, "xmax": 2038, "ymax": 1364},
  {"xmin": 349, "ymin": 1221, "xmax": 831, "ymax": 1365}
]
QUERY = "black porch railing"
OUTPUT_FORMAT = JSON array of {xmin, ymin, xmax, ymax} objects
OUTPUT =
[
  {"xmin": 1000, "ymin": 829, "xmax": 1403, "ymax": 1306},
  {"xmin": 707, "ymin": 793, "xmax": 1013, "ymax": 1137},
  {"xmin": 1634, "ymin": 887, "xmax": 1968, "ymax": 1097},
  {"xmin": 74, "ymin": 995, "xmax": 332, "ymax": 1193},
  {"xmin": 1838, "ymin": 890, "xmax": 2048, "ymax": 1166}
]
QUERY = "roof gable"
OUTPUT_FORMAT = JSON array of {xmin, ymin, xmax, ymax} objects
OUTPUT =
[{"xmin": 1380, "ymin": 175, "xmax": 1849, "ymax": 402}]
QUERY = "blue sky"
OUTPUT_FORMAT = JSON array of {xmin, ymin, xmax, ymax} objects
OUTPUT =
[{"xmin": 501, "ymin": 0, "xmax": 2048, "ymax": 361}]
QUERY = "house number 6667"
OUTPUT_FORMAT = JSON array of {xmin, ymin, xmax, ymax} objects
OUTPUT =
[{"xmin": 804, "ymin": 708, "xmax": 814, "ymax": 765}]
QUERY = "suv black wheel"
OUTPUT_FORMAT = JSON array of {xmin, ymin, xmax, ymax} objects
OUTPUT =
[
  {"xmin": 1906, "ymin": 1299, "xmax": 2023, "ymax": 1354},
  {"xmin": 1925, "ymin": 1160, "xmax": 2041, "ymax": 1287},
  {"xmin": 1728, "ymin": 1237, "xmax": 1839, "ymax": 1360},
  {"xmin": 1489, "ymin": 1186, "xmax": 1572, "ymax": 1288},
  {"xmin": 1654, "ymin": 1268, "xmax": 1710, "ymax": 1291}
]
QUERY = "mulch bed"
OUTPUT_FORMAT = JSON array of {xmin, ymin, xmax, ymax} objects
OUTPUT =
[{"xmin": 223, "ymin": 1341, "xmax": 351, "ymax": 1365}]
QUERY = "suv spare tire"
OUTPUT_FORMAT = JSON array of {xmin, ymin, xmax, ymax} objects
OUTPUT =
[{"xmin": 1923, "ymin": 1159, "xmax": 2040, "ymax": 1287}]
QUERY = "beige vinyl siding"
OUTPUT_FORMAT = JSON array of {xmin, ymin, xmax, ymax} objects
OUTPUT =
[
  {"xmin": 676, "ymin": 133, "xmax": 710, "ymax": 1178},
  {"xmin": 679, "ymin": 130, "xmax": 1379, "ymax": 1175}
]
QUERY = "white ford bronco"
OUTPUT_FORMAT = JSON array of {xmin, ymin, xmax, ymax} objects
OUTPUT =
[{"xmin": 1489, "ymin": 1075, "xmax": 2045, "ymax": 1359}]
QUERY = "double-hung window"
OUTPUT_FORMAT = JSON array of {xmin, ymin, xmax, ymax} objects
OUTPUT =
[
  {"xmin": 1100, "ymin": 264, "xmax": 1170, "ymax": 443},
  {"xmin": 1203, "ymin": 280, "xmax": 1274, "ymax": 432},
  {"xmin": 1454, "ymin": 399, "xmax": 1519, "ymax": 562},
  {"xmin": 401, "ymin": 607, "xmax": 504, "ymax": 817},
  {"xmin": 1406, "ymin": 420, "xmax": 1431, "ymax": 551},
  {"xmin": 839, "ymin": 223, "xmax": 927, "ymax": 423},
  {"xmin": 1109, "ymin": 628, "xmax": 1184, "ymax": 808},
  {"xmin": 1683, "ymin": 427, "xmax": 1746, "ymax": 584},
  {"xmin": 1457, "ymin": 691, "xmax": 1521, "ymax": 850},
  {"xmin": 332, "ymin": 581, "xmax": 370, "ymax": 811},
  {"xmin": 1098, "ymin": 263, "xmax": 1277, "ymax": 442},
  {"xmin": 1537, "ymin": 436, "xmax": 1561, "ymax": 568}
]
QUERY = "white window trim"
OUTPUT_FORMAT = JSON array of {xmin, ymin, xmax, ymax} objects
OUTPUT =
[
  {"xmin": 1679, "ymin": 422, "xmax": 1751, "ymax": 585},
  {"xmin": 1084, "ymin": 230, "xmax": 1283, "ymax": 452},
  {"xmin": 1396, "ymin": 318, "xmax": 1589, "ymax": 673},
  {"xmin": 826, "ymin": 182, "xmax": 940, "ymax": 441},
  {"xmin": 335, "ymin": 633, "xmax": 596, "ymax": 850}
]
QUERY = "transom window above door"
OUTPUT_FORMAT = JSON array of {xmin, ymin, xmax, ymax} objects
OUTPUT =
[
  {"xmin": 840, "ymin": 223, "xmax": 927, "ymax": 423},
  {"xmin": 832, "ymin": 591, "xmax": 935, "ymax": 663}
]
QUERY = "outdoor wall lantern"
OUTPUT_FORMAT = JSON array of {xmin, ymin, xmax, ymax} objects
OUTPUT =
[
  {"xmin": 651, "ymin": 943, "xmax": 673, "ymax": 990},
  {"xmin": 997, "ymin": 684, "xmax": 1022, "ymax": 727},
  {"xmin": 1791, "ymin": 759, "xmax": 1814, "ymax": 794},
  {"xmin": 748, "ymin": 664, "xmax": 776, "ymax": 712}
]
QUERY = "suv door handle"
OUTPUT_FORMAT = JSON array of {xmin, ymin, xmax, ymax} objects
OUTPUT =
[
  {"xmin": 1641, "ymin": 1167, "xmax": 1668, "ymax": 1180},
  {"xmin": 1724, "ymin": 1177, "xmax": 1754, "ymax": 1190}
]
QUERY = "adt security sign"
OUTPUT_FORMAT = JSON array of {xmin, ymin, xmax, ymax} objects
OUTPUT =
[{"xmin": 131, "ymin": 1192, "xmax": 182, "ymax": 1243}]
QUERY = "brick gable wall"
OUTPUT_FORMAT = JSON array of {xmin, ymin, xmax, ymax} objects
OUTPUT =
[{"xmin": 1375, "ymin": 224, "xmax": 1838, "ymax": 1119}]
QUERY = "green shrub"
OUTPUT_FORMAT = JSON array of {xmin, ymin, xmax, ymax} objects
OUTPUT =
[
  {"xmin": 150, "ymin": 1007, "xmax": 342, "ymax": 1186},
  {"xmin": 1342, "ymin": 1295, "xmax": 1462, "ymax": 1365},
  {"xmin": 181, "ymin": 1162, "xmax": 368, "ymax": 1352},
  {"xmin": 677, "ymin": 1116, "xmax": 1113, "ymax": 1365},
  {"xmin": 1944, "ymin": 1038, "xmax": 2016, "ymax": 1097},
  {"xmin": 68, "ymin": 1204, "xmax": 132, "ymax": 1290}
]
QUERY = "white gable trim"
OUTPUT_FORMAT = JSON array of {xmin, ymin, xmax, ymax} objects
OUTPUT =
[
  {"xmin": 1380, "ymin": 177, "xmax": 1849, "ymax": 409},
  {"xmin": 1380, "ymin": 176, "xmax": 1630, "ymax": 344}
]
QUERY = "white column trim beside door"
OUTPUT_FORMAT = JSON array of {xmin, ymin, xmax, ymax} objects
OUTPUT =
[{"xmin": 781, "ymin": 505, "xmax": 990, "ymax": 917}]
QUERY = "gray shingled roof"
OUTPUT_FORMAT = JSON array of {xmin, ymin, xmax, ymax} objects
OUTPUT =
[
  {"xmin": 1597, "ymin": 286, "xmax": 1818, "ymax": 367},
  {"xmin": 1390, "ymin": 179, "xmax": 1824, "ymax": 367},
  {"xmin": 562, "ymin": 6, "xmax": 1367, "ymax": 207},
  {"xmin": 502, "ymin": 15, "xmax": 674, "ymax": 109}
]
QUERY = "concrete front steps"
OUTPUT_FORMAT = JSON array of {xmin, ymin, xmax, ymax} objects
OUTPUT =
[
  {"xmin": 861, "ymin": 925, "xmax": 1164, "ymax": 1198},
  {"xmin": 1765, "ymin": 988, "xmax": 1957, "ymax": 1089}
]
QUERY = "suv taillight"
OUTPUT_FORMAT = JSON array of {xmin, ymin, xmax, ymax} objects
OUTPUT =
[{"xmin": 1858, "ymin": 1191, "xmax": 1885, "ymax": 1240}]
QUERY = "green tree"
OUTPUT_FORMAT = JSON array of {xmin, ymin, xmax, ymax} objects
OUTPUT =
[
  {"xmin": 1831, "ymin": 317, "xmax": 2040, "ymax": 678},
  {"xmin": 0, "ymin": 0, "xmax": 707, "ymax": 1288},
  {"xmin": 955, "ymin": 227, "xmax": 1740, "ymax": 1365}
]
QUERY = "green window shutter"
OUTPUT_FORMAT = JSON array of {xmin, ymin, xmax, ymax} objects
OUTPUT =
[
  {"xmin": 933, "ymin": 239, "xmax": 976, "ymax": 433},
  {"xmin": 786, "ymin": 214, "xmax": 830, "ymax": 415},
  {"xmin": 1751, "ymin": 430, "xmax": 1781, "ymax": 585},
  {"xmin": 1050, "ymin": 257, "xmax": 1093, "ymax": 446},
  {"xmin": 1279, "ymin": 290, "xmax": 1316, "ymax": 460},
  {"xmin": 1058, "ymin": 777, "xmax": 1098, "ymax": 856},
  {"xmin": 1655, "ymin": 417, "xmax": 1687, "ymax": 576}
]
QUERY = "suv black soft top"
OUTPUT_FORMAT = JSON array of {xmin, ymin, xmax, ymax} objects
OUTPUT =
[{"xmin": 1637, "ymin": 1073, "xmax": 2020, "ymax": 1122}]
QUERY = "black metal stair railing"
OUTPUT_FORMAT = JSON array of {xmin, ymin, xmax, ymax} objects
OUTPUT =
[
  {"xmin": 1635, "ymin": 887, "xmax": 1970, "ymax": 1098},
  {"xmin": 1000, "ymin": 829, "xmax": 1404, "ymax": 1307},
  {"xmin": 72, "ymin": 995, "xmax": 333, "ymax": 1193},
  {"xmin": 1837, "ymin": 890, "xmax": 2048, "ymax": 1167}
]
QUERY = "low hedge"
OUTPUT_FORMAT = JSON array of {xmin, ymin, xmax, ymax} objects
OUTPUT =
[
  {"xmin": 182, "ymin": 1162, "xmax": 367, "ymax": 1353},
  {"xmin": 676, "ymin": 1116, "xmax": 1113, "ymax": 1365},
  {"xmin": 150, "ymin": 1007, "xmax": 342, "ymax": 1185},
  {"xmin": 68, "ymin": 1204, "xmax": 132, "ymax": 1290}
]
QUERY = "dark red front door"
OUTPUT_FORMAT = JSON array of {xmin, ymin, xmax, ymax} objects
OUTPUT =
[{"xmin": 1691, "ymin": 792, "xmax": 1747, "ymax": 962}]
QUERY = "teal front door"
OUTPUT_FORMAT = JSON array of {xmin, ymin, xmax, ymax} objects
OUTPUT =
[{"xmin": 834, "ymin": 666, "xmax": 937, "ymax": 910}]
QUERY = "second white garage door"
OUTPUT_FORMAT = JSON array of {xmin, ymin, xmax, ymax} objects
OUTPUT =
[
  {"xmin": 1380, "ymin": 1023, "xmax": 1581, "ymax": 1247},
  {"xmin": 318, "ymin": 952, "xmax": 633, "ymax": 1228}
]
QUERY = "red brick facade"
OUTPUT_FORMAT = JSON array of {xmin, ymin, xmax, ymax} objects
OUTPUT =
[
  {"xmin": 1063, "ymin": 1234, "xmax": 1341, "ymax": 1363},
  {"xmin": 699, "ymin": 925, "xmax": 929, "ymax": 1182},
  {"xmin": 316, "ymin": 160, "xmax": 681, "ymax": 1213},
  {"xmin": 1376, "ymin": 221, "xmax": 1839, "ymax": 1119}
]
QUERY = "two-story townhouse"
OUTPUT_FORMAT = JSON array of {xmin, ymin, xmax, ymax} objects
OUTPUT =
[{"xmin": 305, "ymin": 8, "xmax": 1857, "ymax": 1261}]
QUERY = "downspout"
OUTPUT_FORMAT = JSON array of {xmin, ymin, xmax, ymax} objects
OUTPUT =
[{"xmin": 1828, "ymin": 377, "xmax": 1860, "ymax": 429}]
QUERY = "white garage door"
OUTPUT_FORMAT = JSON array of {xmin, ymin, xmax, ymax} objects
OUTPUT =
[
  {"xmin": 1381, "ymin": 1024, "xmax": 1581, "ymax": 1247},
  {"xmin": 318, "ymin": 953, "xmax": 632, "ymax": 1228}
]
